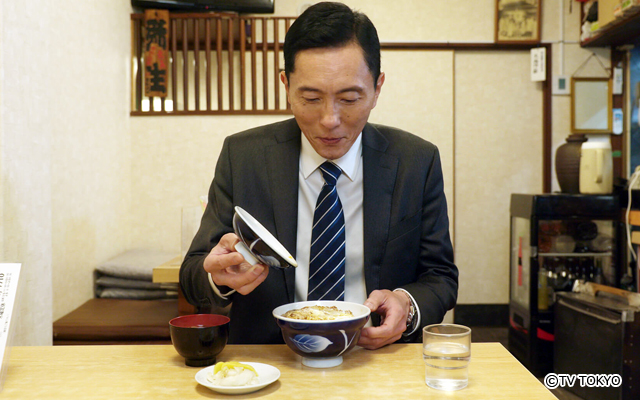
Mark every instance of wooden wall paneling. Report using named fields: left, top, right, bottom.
left=274, top=18, right=280, bottom=110
left=131, top=13, right=294, bottom=115
left=133, top=18, right=143, bottom=112
left=205, top=18, right=211, bottom=111
left=171, top=19, right=178, bottom=112
left=194, top=18, right=200, bottom=111
left=182, top=19, right=189, bottom=111
left=216, top=18, right=223, bottom=110
left=285, top=18, right=291, bottom=110
left=240, top=18, right=246, bottom=111
left=227, top=17, right=234, bottom=111
left=251, top=18, right=257, bottom=111
left=262, top=18, right=268, bottom=110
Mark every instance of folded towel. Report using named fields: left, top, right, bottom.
left=95, top=276, right=178, bottom=290
left=93, top=249, right=179, bottom=300
left=96, top=288, right=178, bottom=300
left=96, top=249, right=177, bottom=281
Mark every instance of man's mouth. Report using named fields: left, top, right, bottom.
left=319, top=137, right=342, bottom=145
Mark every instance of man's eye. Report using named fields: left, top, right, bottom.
left=341, top=98, right=358, bottom=104
left=303, top=97, right=320, bottom=103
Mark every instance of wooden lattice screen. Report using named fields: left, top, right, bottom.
left=131, top=13, right=296, bottom=115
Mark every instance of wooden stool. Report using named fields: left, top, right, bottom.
left=53, top=298, right=178, bottom=345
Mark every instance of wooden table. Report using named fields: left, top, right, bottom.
left=2, top=343, right=556, bottom=399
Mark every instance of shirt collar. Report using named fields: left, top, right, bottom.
left=300, top=133, right=362, bottom=181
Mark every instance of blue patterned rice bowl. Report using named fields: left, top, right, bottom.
left=272, top=300, right=371, bottom=368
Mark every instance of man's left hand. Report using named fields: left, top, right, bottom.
left=358, top=289, right=411, bottom=350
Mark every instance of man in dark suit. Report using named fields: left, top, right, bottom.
left=180, top=2, right=458, bottom=349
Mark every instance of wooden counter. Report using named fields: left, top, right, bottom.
left=2, top=343, right=556, bottom=399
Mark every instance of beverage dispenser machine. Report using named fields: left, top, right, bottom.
left=508, top=193, right=621, bottom=376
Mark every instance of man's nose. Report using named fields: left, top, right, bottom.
left=320, top=101, right=340, bottom=129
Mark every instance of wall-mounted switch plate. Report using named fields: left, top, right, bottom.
left=552, top=75, right=570, bottom=95
left=613, top=67, right=623, bottom=95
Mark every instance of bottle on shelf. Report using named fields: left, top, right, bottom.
left=566, top=257, right=578, bottom=290
left=538, top=265, right=549, bottom=311
left=552, top=257, right=569, bottom=291
left=594, top=258, right=604, bottom=284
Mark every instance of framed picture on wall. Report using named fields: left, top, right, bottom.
left=495, top=0, right=541, bottom=44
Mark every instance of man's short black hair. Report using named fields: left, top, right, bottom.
left=283, top=2, right=381, bottom=85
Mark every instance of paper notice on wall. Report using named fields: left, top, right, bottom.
left=0, top=264, right=22, bottom=392
left=530, top=47, right=546, bottom=82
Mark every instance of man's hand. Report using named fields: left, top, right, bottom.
left=203, top=233, right=269, bottom=295
left=358, top=289, right=411, bottom=350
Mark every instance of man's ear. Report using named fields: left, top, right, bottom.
left=372, top=72, right=385, bottom=108
left=280, top=71, right=289, bottom=91
left=280, top=71, right=290, bottom=104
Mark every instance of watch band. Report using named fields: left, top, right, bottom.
left=406, top=300, right=416, bottom=329
left=393, top=288, right=418, bottom=332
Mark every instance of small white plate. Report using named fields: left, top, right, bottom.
left=195, top=362, right=281, bottom=395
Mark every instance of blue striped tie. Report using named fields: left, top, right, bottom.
left=308, top=161, right=346, bottom=301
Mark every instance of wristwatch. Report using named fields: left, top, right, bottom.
left=406, top=298, right=416, bottom=329
left=394, top=288, right=418, bottom=332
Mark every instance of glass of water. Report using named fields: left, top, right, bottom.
left=423, top=324, right=471, bottom=390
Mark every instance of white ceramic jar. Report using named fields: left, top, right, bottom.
left=579, top=137, right=613, bottom=194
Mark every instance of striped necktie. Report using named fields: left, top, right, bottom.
left=308, top=161, right=346, bottom=301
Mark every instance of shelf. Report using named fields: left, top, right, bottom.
left=581, top=6, right=640, bottom=47
left=539, top=252, right=612, bottom=257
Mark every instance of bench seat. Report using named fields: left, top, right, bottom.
left=53, top=298, right=178, bottom=345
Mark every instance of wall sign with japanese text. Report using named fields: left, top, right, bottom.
left=0, top=264, right=21, bottom=392
left=144, top=9, right=169, bottom=98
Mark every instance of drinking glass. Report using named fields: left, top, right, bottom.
left=423, top=324, right=471, bottom=390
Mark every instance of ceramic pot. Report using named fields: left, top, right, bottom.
left=555, top=135, right=587, bottom=193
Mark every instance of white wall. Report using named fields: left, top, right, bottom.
left=49, top=1, right=132, bottom=323
left=454, top=51, right=543, bottom=303
left=2, top=0, right=56, bottom=346
left=1, top=0, right=132, bottom=345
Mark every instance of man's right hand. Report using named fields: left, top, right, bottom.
left=203, top=233, right=269, bottom=295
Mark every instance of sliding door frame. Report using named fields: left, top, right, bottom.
left=380, top=42, right=553, bottom=193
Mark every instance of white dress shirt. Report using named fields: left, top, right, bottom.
left=295, top=133, right=367, bottom=304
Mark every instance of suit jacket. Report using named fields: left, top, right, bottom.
left=180, top=118, right=458, bottom=344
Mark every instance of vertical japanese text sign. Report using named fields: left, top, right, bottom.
left=0, top=264, right=22, bottom=392
left=144, top=9, right=169, bottom=98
